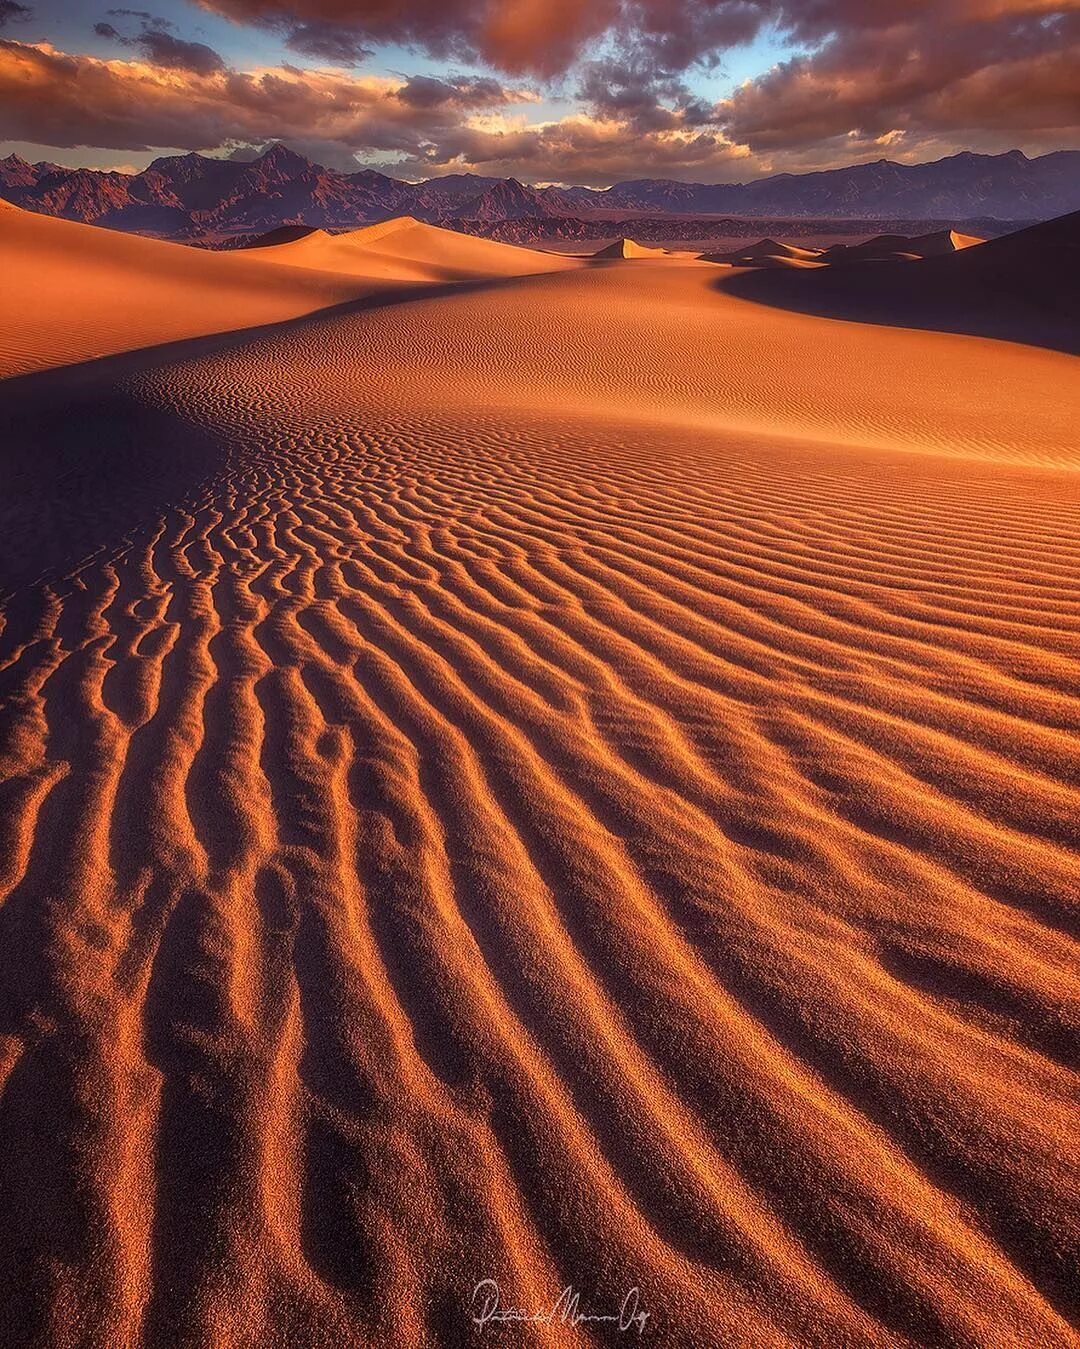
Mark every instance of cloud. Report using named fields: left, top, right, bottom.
left=135, top=30, right=226, bottom=74
left=0, top=1, right=31, bottom=26
left=4, top=0, right=1079, bottom=186
left=192, top=0, right=1080, bottom=155
left=577, top=58, right=715, bottom=133
left=719, top=6, right=1080, bottom=152
left=278, top=20, right=371, bottom=65
left=0, top=35, right=751, bottom=182
left=0, top=39, right=537, bottom=159
left=395, top=73, right=533, bottom=110
left=198, top=0, right=629, bottom=77
left=94, top=9, right=226, bottom=74
left=390, top=115, right=752, bottom=185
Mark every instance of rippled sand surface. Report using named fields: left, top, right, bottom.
left=0, top=255, right=1077, bottom=1347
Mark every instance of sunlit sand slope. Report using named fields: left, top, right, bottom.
left=0, top=212, right=574, bottom=379
left=0, top=206, right=371, bottom=379
left=244, top=217, right=581, bottom=283
left=0, top=261, right=1077, bottom=1347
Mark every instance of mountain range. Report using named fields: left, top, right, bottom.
left=1, top=143, right=1077, bottom=240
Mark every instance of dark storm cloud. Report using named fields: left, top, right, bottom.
left=92, top=9, right=226, bottom=74
left=577, top=57, right=716, bottom=133
left=279, top=19, right=371, bottom=65
left=395, top=73, right=519, bottom=110
left=136, top=29, right=227, bottom=74
left=0, top=1, right=31, bottom=27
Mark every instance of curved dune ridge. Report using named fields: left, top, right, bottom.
left=244, top=216, right=580, bottom=284
left=0, top=248, right=1078, bottom=1346
left=0, top=212, right=577, bottom=379
left=818, top=229, right=985, bottom=266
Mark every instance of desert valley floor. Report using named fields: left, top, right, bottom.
left=0, top=216, right=1077, bottom=1347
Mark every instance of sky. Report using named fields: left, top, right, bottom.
left=0, top=0, right=1077, bottom=184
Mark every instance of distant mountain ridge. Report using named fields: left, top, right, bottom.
left=1, top=143, right=1077, bottom=239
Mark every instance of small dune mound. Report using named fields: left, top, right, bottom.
left=247, top=215, right=577, bottom=283
left=700, top=238, right=824, bottom=268
left=593, top=237, right=669, bottom=260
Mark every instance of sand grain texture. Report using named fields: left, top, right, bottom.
left=0, top=236, right=1078, bottom=1348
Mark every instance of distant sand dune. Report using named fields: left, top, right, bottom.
left=0, top=211, right=576, bottom=379
left=700, top=238, right=826, bottom=267
left=818, top=228, right=985, bottom=265
left=243, top=216, right=580, bottom=284
left=721, top=209, right=1080, bottom=354
left=593, top=237, right=670, bottom=259
left=0, top=237, right=1077, bottom=1346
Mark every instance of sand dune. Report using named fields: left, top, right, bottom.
left=0, top=238, right=1078, bottom=1347
left=819, top=228, right=985, bottom=265
left=721, top=209, right=1080, bottom=354
left=593, top=237, right=670, bottom=259
left=702, top=229, right=983, bottom=271
left=0, top=212, right=575, bottom=379
left=243, top=216, right=580, bottom=283
left=700, top=238, right=826, bottom=268
left=0, top=205, right=365, bottom=380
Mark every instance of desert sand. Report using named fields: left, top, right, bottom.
left=0, top=217, right=1077, bottom=1347
left=0, top=210, right=577, bottom=380
left=245, top=216, right=581, bottom=284
left=702, top=229, right=985, bottom=270
left=723, top=210, right=1080, bottom=354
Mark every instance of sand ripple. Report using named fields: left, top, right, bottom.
left=0, top=266, right=1077, bottom=1347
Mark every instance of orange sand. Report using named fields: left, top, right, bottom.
left=0, top=210, right=576, bottom=379
left=0, top=219, right=1077, bottom=1347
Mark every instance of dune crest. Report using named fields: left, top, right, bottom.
left=243, top=215, right=581, bottom=283
left=700, top=238, right=825, bottom=268
left=0, top=212, right=576, bottom=379
left=593, top=237, right=670, bottom=259
left=819, top=228, right=986, bottom=265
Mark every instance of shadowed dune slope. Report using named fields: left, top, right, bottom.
left=819, top=229, right=985, bottom=265
left=0, top=259, right=1077, bottom=1346
left=701, top=239, right=825, bottom=267
left=721, top=209, right=1080, bottom=353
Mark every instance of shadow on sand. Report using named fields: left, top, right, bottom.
left=0, top=275, right=527, bottom=594
left=715, top=209, right=1080, bottom=357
